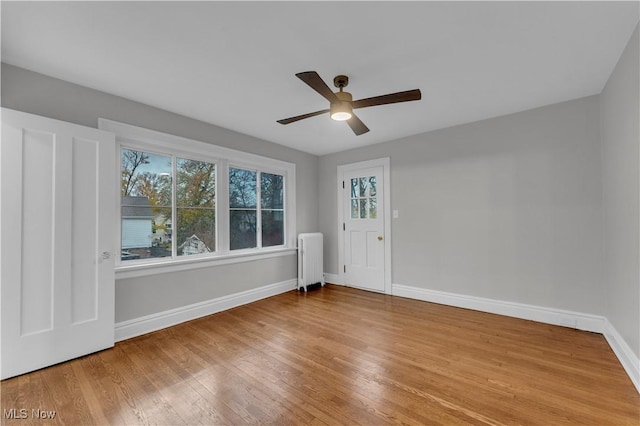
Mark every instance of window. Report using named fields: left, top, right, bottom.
left=350, top=175, right=377, bottom=219
left=261, top=172, right=285, bottom=247
left=176, top=158, right=216, bottom=255
left=229, top=168, right=257, bottom=250
left=100, top=118, right=296, bottom=276
left=120, top=149, right=216, bottom=261
left=229, top=168, right=285, bottom=250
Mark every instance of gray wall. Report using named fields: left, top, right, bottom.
left=116, top=256, right=296, bottom=321
left=601, top=24, right=640, bottom=358
left=320, top=96, right=605, bottom=315
left=1, top=63, right=319, bottom=323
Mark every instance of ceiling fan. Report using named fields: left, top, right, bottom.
left=277, top=71, right=422, bottom=135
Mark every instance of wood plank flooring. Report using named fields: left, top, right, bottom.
left=2, top=285, right=639, bottom=425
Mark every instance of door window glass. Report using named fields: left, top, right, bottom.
left=350, top=176, right=377, bottom=219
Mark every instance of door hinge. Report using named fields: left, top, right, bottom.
left=342, top=180, right=345, bottom=189
left=343, top=222, right=345, bottom=231
left=344, top=265, right=346, bottom=273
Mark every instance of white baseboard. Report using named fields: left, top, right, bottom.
left=323, top=273, right=342, bottom=285
left=604, top=319, right=640, bottom=393
left=392, top=283, right=606, bottom=333
left=115, top=279, right=297, bottom=342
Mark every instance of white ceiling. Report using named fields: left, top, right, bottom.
left=2, top=2, right=638, bottom=156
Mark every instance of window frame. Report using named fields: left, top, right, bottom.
left=99, top=119, right=297, bottom=279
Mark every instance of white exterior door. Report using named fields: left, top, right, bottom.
left=1, top=108, right=116, bottom=380
left=339, top=159, right=390, bottom=293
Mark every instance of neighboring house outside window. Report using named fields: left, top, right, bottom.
left=121, top=195, right=154, bottom=260
left=179, top=234, right=211, bottom=256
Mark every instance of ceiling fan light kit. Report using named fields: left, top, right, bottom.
left=330, top=104, right=352, bottom=121
left=330, top=92, right=353, bottom=121
left=277, top=71, right=421, bottom=135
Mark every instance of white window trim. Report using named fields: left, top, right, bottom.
left=98, top=119, right=296, bottom=279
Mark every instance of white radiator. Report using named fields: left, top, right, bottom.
left=297, top=233, right=325, bottom=292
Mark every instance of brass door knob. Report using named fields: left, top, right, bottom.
left=378, top=235, right=383, bottom=241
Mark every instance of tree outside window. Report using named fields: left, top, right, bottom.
left=261, top=172, right=284, bottom=247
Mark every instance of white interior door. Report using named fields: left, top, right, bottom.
left=1, top=108, right=116, bottom=380
left=339, top=159, right=390, bottom=293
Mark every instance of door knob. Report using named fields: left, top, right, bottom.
left=377, top=235, right=383, bottom=241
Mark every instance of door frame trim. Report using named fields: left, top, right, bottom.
left=337, top=157, right=392, bottom=294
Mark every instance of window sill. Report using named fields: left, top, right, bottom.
left=115, top=247, right=297, bottom=280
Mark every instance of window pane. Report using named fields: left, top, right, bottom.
left=351, top=199, right=358, bottom=219
left=121, top=149, right=172, bottom=206
left=229, top=168, right=257, bottom=208
left=369, top=197, right=377, bottom=219
left=359, top=177, right=368, bottom=197
left=121, top=149, right=172, bottom=261
left=230, top=210, right=257, bottom=250
left=177, top=158, right=215, bottom=208
left=177, top=208, right=215, bottom=255
left=230, top=168, right=257, bottom=250
left=351, top=178, right=358, bottom=198
left=369, top=176, right=377, bottom=197
left=261, top=173, right=283, bottom=209
left=262, top=210, right=284, bottom=247
left=360, top=199, right=368, bottom=219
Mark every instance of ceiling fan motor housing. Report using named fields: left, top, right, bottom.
left=334, top=91, right=352, bottom=102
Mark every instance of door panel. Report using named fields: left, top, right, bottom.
left=1, top=108, right=116, bottom=379
left=72, top=137, right=100, bottom=324
left=20, top=129, right=56, bottom=335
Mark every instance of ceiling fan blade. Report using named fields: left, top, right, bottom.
left=347, top=113, right=369, bottom=136
left=296, top=71, right=339, bottom=103
left=277, top=109, right=329, bottom=125
left=351, top=89, right=422, bottom=110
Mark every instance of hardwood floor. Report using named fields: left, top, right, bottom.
left=2, top=285, right=638, bottom=425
